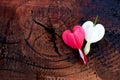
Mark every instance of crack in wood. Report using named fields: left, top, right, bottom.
left=31, top=11, right=61, bottom=56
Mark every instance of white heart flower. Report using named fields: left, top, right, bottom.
left=82, top=20, right=105, bottom=55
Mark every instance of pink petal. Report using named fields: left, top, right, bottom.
left=62, top=25, right=85, bottom=49
left=73, top=26, right=85, bottom=48
left=62, top=30, right=78, bottom=49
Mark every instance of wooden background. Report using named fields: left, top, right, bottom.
left=0, top=0, right=120, bottom=80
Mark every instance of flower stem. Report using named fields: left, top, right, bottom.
left=94, top=15, right=98, bottom=26
left=84, top=42, right=91, bottom=55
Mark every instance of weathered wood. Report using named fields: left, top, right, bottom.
left=0, top=0, right=120, bottom=80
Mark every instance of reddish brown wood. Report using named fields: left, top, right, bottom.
left=0, top=0, right=120, bottom=80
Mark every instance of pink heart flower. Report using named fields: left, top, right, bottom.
left=62, top=25, right=87, bottom=64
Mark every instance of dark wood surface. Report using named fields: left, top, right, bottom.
left=0, top=0, right=120, bottom=80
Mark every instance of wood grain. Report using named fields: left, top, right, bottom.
left=0, top=0, right=120, bottom=80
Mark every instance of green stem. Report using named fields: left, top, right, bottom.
left=84, top=42, right=91, bottom=55
left=94, top=15, right=98, bottom=26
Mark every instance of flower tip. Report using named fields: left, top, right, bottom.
left=78, top=49, right=88, bottom=64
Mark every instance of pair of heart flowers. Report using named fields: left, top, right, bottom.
left=62, top=17, right=105, bottom=64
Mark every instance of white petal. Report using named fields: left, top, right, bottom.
left=82, top=21, right=105, bottom=43
left=92, top=24, right=105, bottom=43
left=82, top=21, right=94, bottom=42
left=82, top=21, right=93, bottom=31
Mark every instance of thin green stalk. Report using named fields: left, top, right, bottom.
left=94, top=15, right=98, bottom=26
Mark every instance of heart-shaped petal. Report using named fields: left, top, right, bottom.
left=62, top=25, right=87, bottom=64
left=82, top=21, right=105, bottom=55
left=82, top=21, right=105, bottom=43
left=62, top=30, right=78, bottom=49
left=62, top=25, right=85, bottom=49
